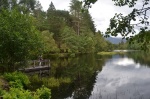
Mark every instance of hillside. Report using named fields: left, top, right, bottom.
left=105, top=37, right=126, bottom=44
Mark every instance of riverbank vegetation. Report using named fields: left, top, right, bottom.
left=0, top=72, right=51, bottom=99
left=97, top=51, right=125, bottom=55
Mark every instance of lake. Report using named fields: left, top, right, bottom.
left=32, top=52, right=150, bottom=99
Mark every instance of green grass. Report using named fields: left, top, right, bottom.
left=97, top=51, right=125, bottom=55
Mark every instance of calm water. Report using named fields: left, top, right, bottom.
left=89, top=54, right=150, bottom=99
left=49, top=52, right=150, bottom=99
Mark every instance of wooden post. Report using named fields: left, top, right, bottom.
left=48, top=60, right=50, bottom=67
left=33, top=60, right=35, bottom=68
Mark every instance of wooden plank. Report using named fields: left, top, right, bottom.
left=19, top=66, right=50, bottom=73
left=18, top=59, right=51, bottom=73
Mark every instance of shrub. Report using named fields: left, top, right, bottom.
left=4, top=72, right=30, bottom=88
left=3, top=88, right=33, bottom=99
left=2, top=72, right=51, bottom=99
left=9, top=80, right=23, bottom=88
left=35, top=85, right=51, bottom=99
left=2, top=86, right=51, bottom=99
left=0, top=88, right=4, bottom=96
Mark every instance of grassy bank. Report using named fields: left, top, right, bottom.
left=44, top=53, right=76, bottom=59
left=97, top=51, right=125, bottom=55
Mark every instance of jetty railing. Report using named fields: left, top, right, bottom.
left=19, top=59, right=51, bottom=73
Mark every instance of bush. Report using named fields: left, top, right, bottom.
left=35, top=85, right=51, bottom=99
left=0, top=88, right=3, bottom=96
left=4, top=72, right=30, bottom=88
left=9, top=80, right=23, bottom=88
left=3, top=88, right=33, bottom=99
left=2, top=72, right=51, bottom=99
left=2, top=86, right=51, bottom=99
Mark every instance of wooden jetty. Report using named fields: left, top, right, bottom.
left=19, top=59, right=51, bottom=73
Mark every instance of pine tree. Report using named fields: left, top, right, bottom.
left=82, top=10, right=96, bottom=34
left=47, top=1, right=56, bottom=12
left=70, top=0, right=82, bottom=35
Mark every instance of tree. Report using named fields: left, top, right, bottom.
left=94, top=32, right=108, bottom=52
left=47, top=1, right=56, bottom=11
left=0, top=9, right=43, bottom=67
left=83, top=0, right=150, bottom=49
left=33, top=0, right=47, bottom=31
left=0, top=0, right=9, bottom=11
left=70, top=0, right=83, bottom=35
left=47, top=2, right=71, bottom=49
left=61, top=26, right=79, bottom=53
left=81, top=10, right=96, bottom=34
left=41, top=31, right=59, bottom=53
left=18, top=0, right=36, bottom=13
left=54, top=10, right=73, bottom=27
left=127, top=30, right=150, bottom=50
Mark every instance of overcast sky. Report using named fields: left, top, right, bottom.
left=39, top=0, right=148, bottom=37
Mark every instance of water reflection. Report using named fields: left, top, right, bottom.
left=127, top=52, right=150, bottom=67
left=90, top=55, right=150, bottom=99
left=51, top=54, right=109, bottom=99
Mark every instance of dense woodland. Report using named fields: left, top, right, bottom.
left=0, top=0, right=116, bottom=67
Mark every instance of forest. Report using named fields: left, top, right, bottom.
left=0, top=0, right=116, bottom=68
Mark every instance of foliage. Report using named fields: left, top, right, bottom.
left=2, top=86, right=51, bottom=99
left=61, top=26, right=79, bottom=53
left=97, top=51, right=125, bottom=55
left=127, top=30, right=150, bottom=51
left=35, top=85, right=51, bottom=99
left=4, top=72, right=30, bottom=88
left=0, top=0, right=9, bottom=11
left=0, top=9, right=43, bottom=67
left=0, top=88, right=3, bottom=96
left=94, top=32, right=108, bottom=52
left=1, top=72, right=51, bottom=99
left=81, top=10, right=96, bottom=33
left=41, top=31, right=59, bottom=53
left=3, top=88, right=33, bottom=99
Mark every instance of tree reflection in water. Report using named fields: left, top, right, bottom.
left=50, top=54, right=109, bottom=99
